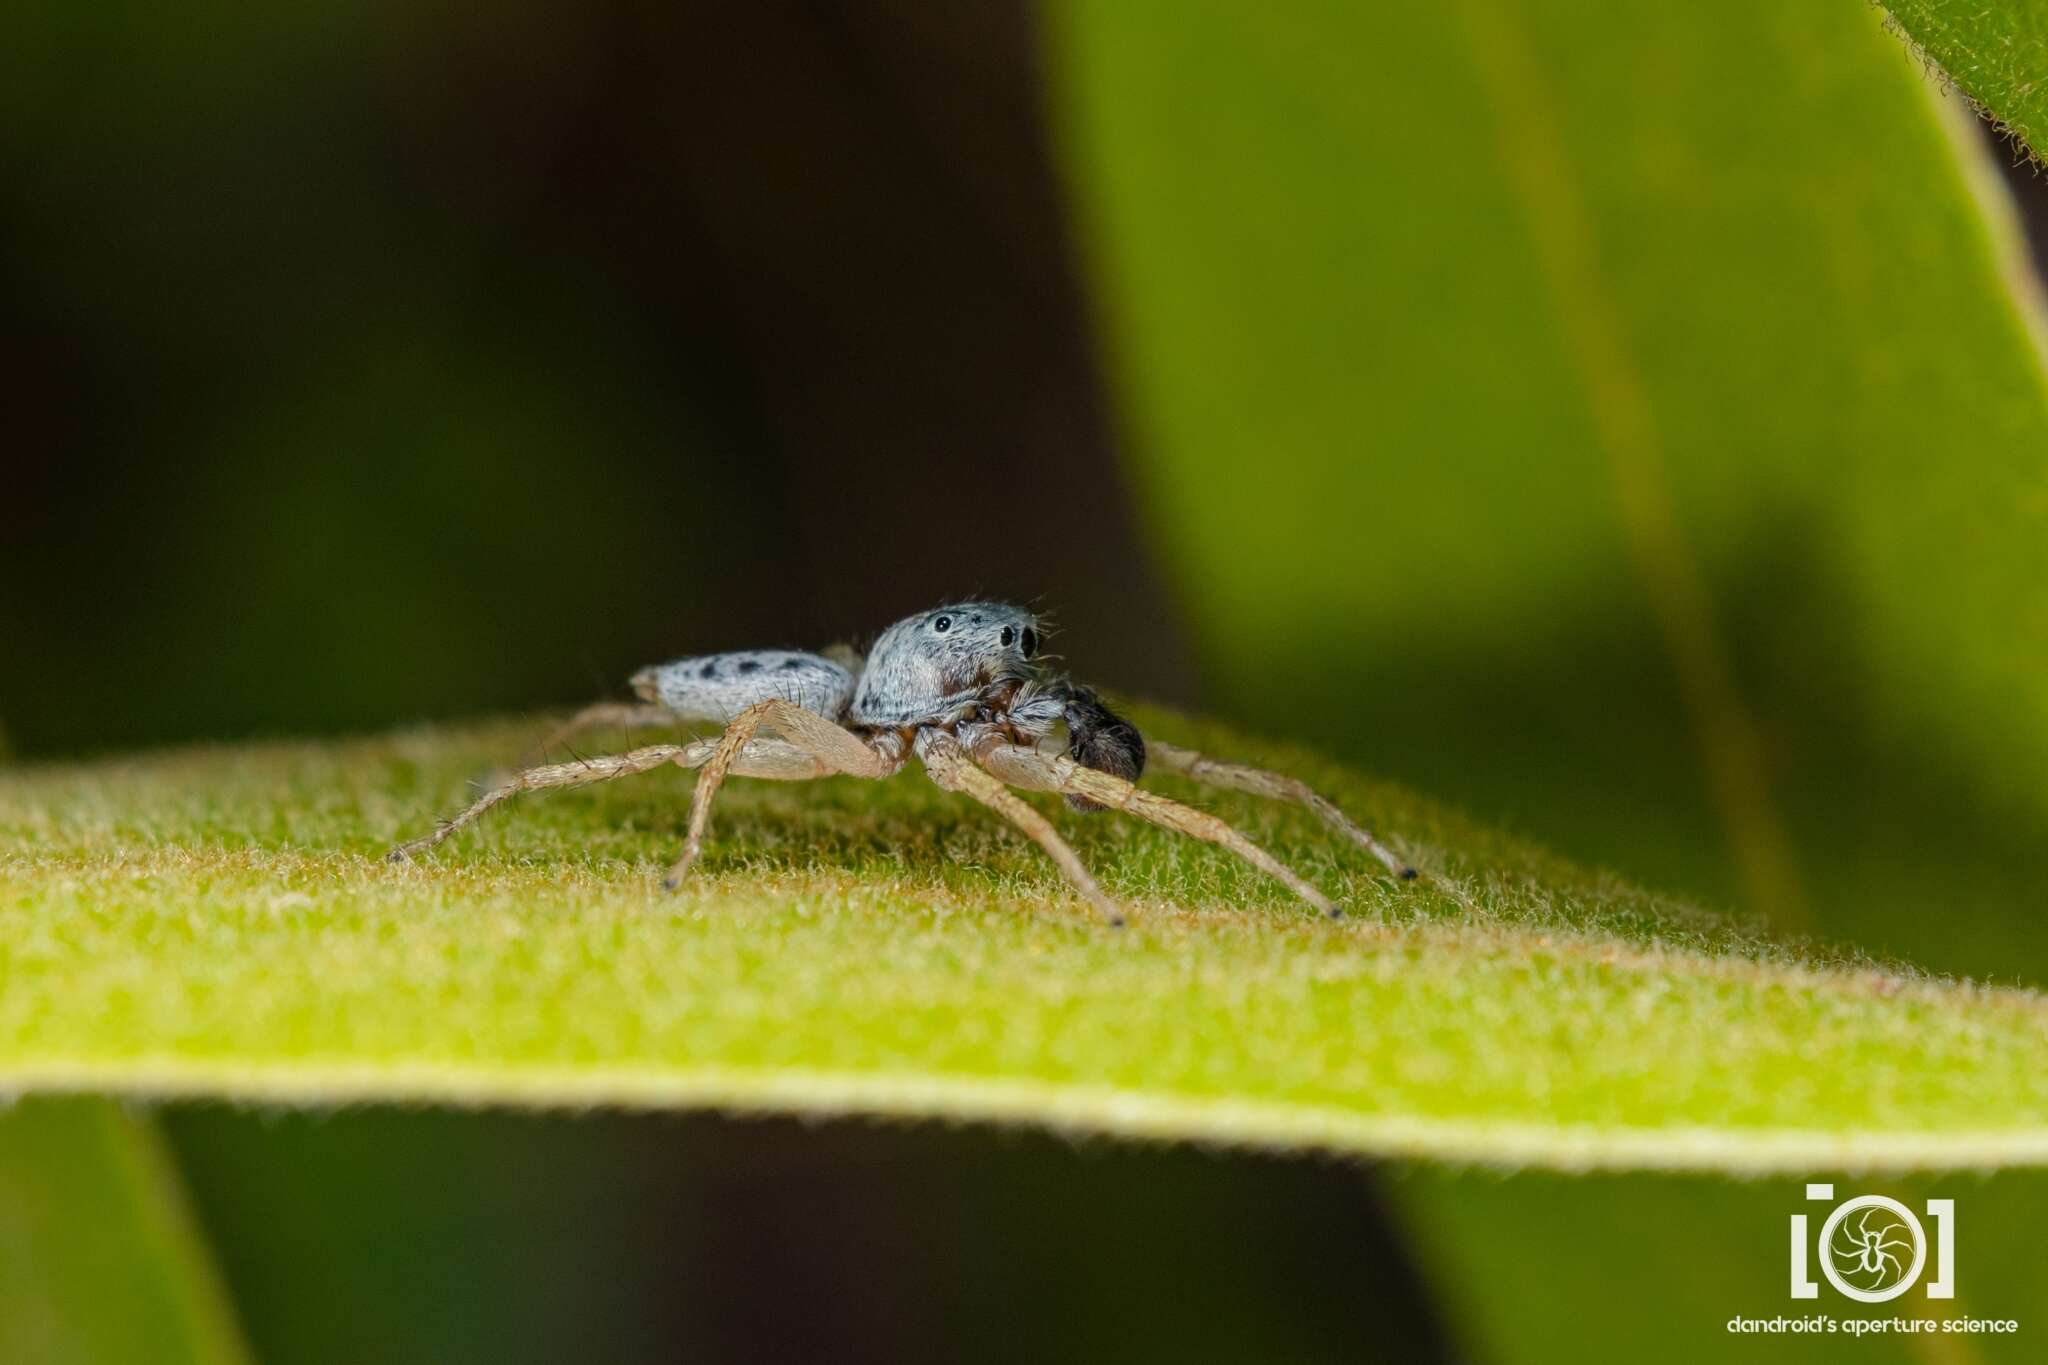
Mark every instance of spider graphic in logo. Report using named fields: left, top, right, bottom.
left=1819, top=1196, right=1926, bottom=1302
left=1828, top=1206, right=1914, bottom=1290
left=1791, top=1186, right=1955, bottom=1303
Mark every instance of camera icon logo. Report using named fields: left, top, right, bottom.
left=1791, top=1185, right=1954, bottom=1303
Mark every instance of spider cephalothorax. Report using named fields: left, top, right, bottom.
left=390, top=602, right=1413, bottom=924
left=848, top=601, right=1044, bottom=728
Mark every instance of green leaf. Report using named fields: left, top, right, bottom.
left=0, top=1098, right=251, bottom=1365
left=1043, top=0, right=2048, bottom=1353
left=1886, top=0, right=2048, bottom=154
left=1394, top=1168, right=2048, bottom=1362
left=3, top=716, right=2045, bottom=1174
left=1044, top=0, right=2048, bottom=986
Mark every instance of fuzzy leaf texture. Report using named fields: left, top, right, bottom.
left=1, top=714, right=2045, bottom=1177
left=1887, top=0, right=2048, bottom=155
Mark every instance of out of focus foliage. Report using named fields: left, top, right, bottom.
left=0, top=1100, right=248, bottom=1365
left=1049, top=0, right=2048, bottom=1358
left=1051, top=0, right=2048, bottom=985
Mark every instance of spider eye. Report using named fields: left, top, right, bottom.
left=1019, top=627, right=1039, bottom=657
left=999, top=626, right=1015, bottom=647
left=932, top=615, right=952, bottom=633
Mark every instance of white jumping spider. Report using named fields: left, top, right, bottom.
left=388, top=602, right=1415, bottom=923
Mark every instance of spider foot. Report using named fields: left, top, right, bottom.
left=660, top=850, right=702, bottom=893
left=385, top=836, right=437, bottom=863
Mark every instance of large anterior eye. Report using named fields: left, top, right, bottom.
left=1019, top=627, right=1039, bottom=657
left=999, top=626, right=1015, bottom=646
left=932, top=615, right=952, bottom=633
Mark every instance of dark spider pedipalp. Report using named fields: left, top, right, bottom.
left=1058, top=683, right=1146, bottom=812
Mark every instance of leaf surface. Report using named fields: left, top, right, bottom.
left=3, top=716, right=2044, bottom=1175
left=1887, top=0, right=2048, bottom=153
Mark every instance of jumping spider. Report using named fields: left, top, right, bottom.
left=388, top=602, right=1415, bottom=923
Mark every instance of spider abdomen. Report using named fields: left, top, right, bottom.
left=632, top=651, right=854, bottom=724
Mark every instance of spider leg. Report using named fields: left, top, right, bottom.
left=1831, top=1232, right=1862, bottom=1260
left=968, top=736, right=1338, bottom=917
left=388, top=744, right=688, bottom=861
left=1147, top=740, right=1416, bottom=880
left=529, top=701, right=681, bottom=763
left=662, top=700, right=902, bottom=890
left=919, top=733, right=1123, bottom=925
left=387, top=737, right=844, bottom=863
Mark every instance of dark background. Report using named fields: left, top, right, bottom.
left=7, top=2, right=2045, bottom=1360
left=167, top=1107, right=1454, bottom=1365
left=2, top=1, right=1430, bottom=1359
left=2, top=0, right=1192, bottom=764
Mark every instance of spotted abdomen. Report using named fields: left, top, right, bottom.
left=631, top=651, right=854, bottom=723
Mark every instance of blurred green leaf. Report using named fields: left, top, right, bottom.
left=0, top=1099, right=250, bottom=1365
left=1396, top=1167, right=2046, bottom=1363
left=1048, top=0, right=2048, bottom=982
left=1046, top=0, right=2048, bottom=1357
left=1887, top=1, right=2048, bottom=154
left=2, top=717, right=2046, bottom=1173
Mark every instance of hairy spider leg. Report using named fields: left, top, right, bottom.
left=1147, top=740, right=1416, bottom=880
left=967, top=737, right=1338, bottom=917
left=917, top=732, right=1123, bottom=925
left=663, top=700, right=902, bottom=890
left=529, top=701, right=682, bottom=764
left=388, top=744, right=686, bottom=861
left=387, top=738, right=843, bottom=863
